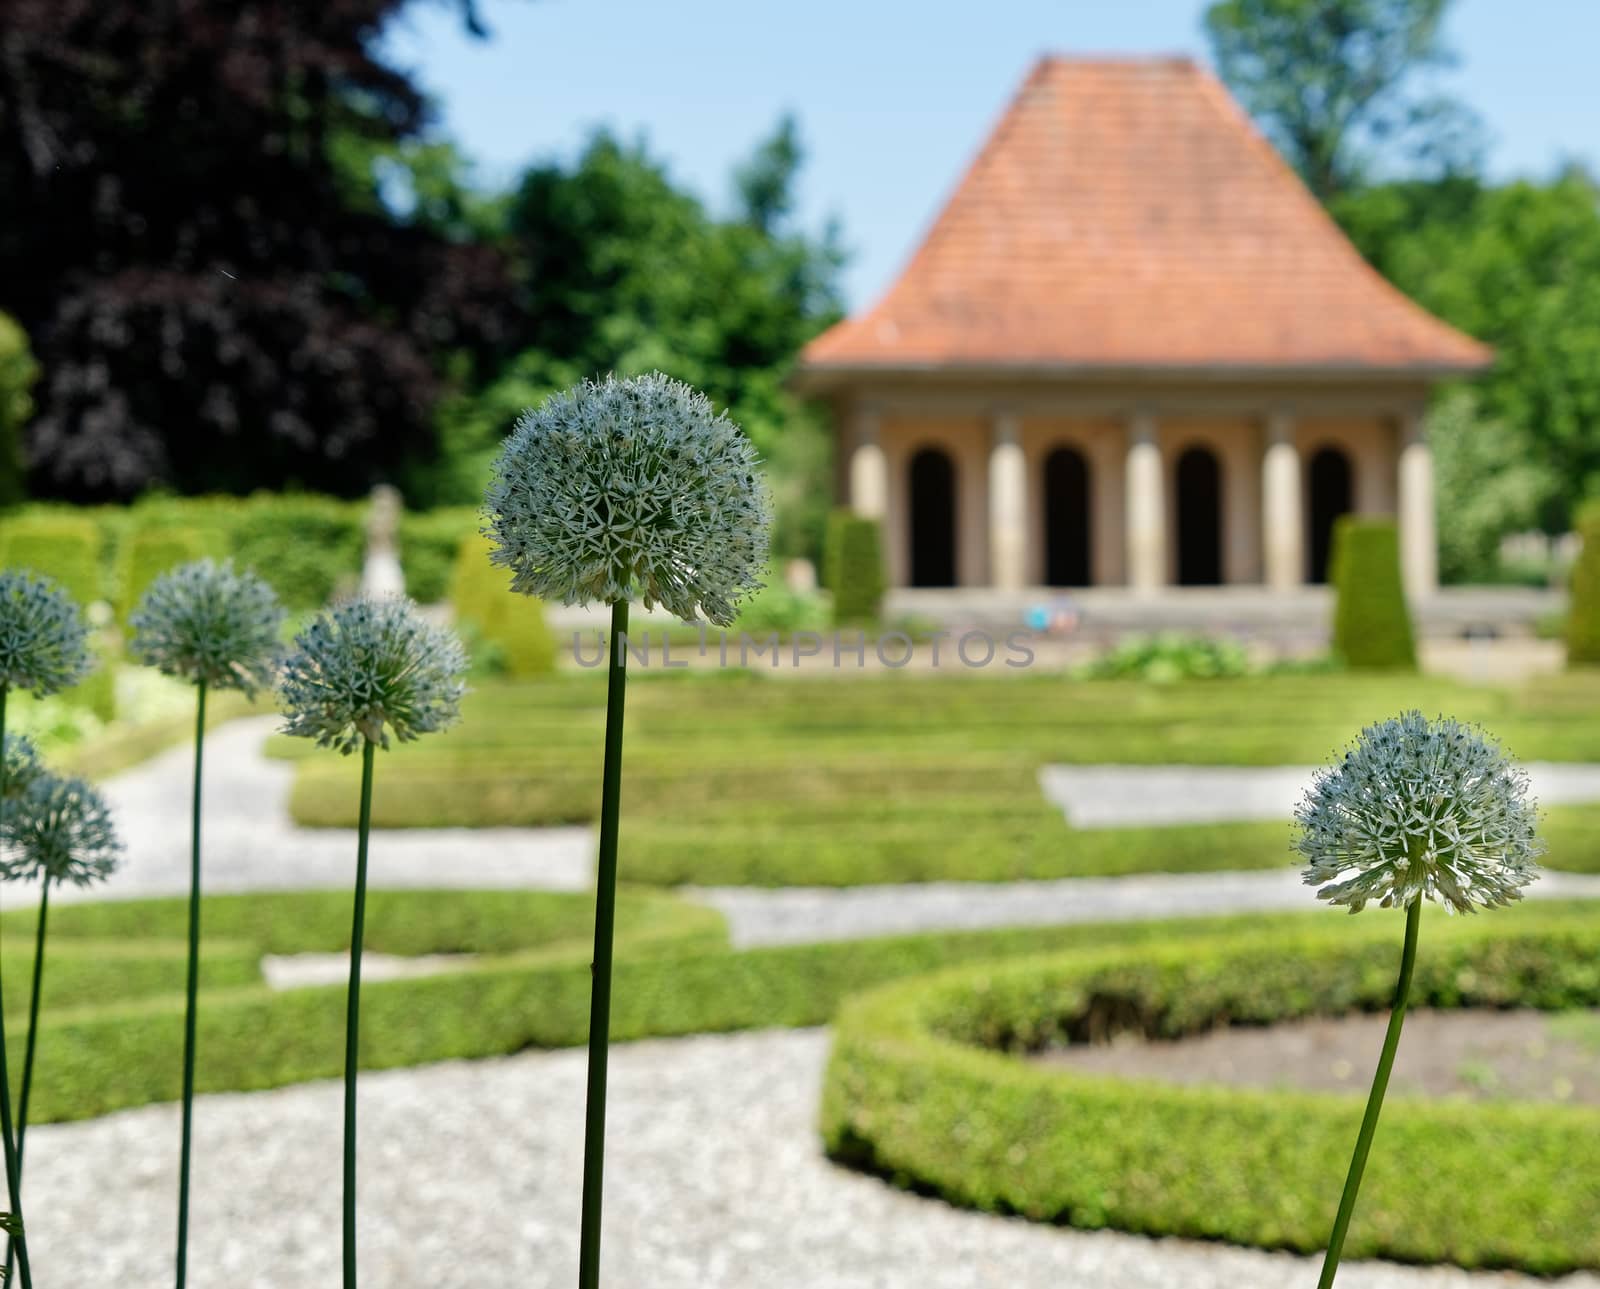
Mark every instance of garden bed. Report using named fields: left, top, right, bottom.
left=821, top=907, right=1600, bottom=1273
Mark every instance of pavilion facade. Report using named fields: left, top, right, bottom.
left=794, top=57, right=1492, bottom=597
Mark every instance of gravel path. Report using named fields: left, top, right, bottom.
left=24, top=1028, right=1594, bottom=1289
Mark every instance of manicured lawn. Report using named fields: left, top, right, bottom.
left=270, top=670, right=1600, bottom=884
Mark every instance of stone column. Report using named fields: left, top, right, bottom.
left=1125, top=413, right=1164, bottom=592
left=988, top=412, right=1027, bottom=589
left=1398, top=412, right=1438, bottom=597
left=1261, top=412, right=1303, bottom=591
left=848, top=404, right=887, bottom=521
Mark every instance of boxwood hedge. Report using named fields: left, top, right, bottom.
left=821, top=909, right=1600, bottom=1274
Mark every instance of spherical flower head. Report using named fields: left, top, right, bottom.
left=484, top=372, right=771, bottom=625
left=1295, top=710, right=1543, bottom=915
left=2, top=733, right=42, bottom=801
left=0, top=569, right=93, bottom=697
left=278, top=597, right=467, bottom=755
left=128, top=559, right=285, bottom=698
left=0, top=772, right=122, bottom=887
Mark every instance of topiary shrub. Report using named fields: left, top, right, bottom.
left=0, top=512, right=102, bottom=605
left=400, top=507, right=476, bottom=604
left=1566, top=509, right=1600, bottom=665
left=116, top=526, right=216, bottom=624
left=450, top=531, right=556, bottom=677
left=1330, top=516, right=1416, bottom=670
left=227, top=494, right=364, bottom=611
left=824, top=511, right=885, bottom=626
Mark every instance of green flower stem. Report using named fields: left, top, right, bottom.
left=3, top=874, right=49, bottom=1285
left=578, top=598, right=629, bottom=1289
left=1317, top=896, right=1422, bottom=1289
left=0, top=684, right=34, bottom=1289
left=175, top=677, right=207, bottom=1289
left=343, top=738, right=377, bottom=1289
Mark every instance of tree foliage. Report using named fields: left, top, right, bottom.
left=1204, top=0, right=1480, bottom=199
left=0, top=0, right=515, bottom=500
left=1335, top=172, right=1600, bottom=531
left=0, top=313, right=38, bottom=506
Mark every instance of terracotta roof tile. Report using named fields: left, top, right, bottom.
left=800, top=57, right=1491, bottom=377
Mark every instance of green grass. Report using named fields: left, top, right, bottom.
left=822, top=904, right=1600, bottom=1275
left=274, top=670, right=1600, bottom=884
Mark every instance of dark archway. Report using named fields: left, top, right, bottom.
left=1175, top=447, right=1223, bottom=586
left=909, top=448, right=957, bottom=587
left=1043, top=447, right=1092, bottom=586
left=1308, top=447, right=1353, bottom=584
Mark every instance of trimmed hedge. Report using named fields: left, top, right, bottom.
left=1568, top=512, right=1600, bottom=664
left=116, top=526, right=216, bottom=622
left=450, top=531, right=556, bottom=677
left=0, top=511, right=102, bottom=604
left=399, top=506, right=476, bottom=604
left=824, top=511, right=885, bottom=625
left=1330, top=517, right=1416, bottom=670
left=822, top=911, right=1600, bottom=1274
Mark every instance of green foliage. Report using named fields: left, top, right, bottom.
left=824, top=511, right=885, bottom=624
left=1335, top=173, right=1600, bottom=533
left=116, top=527, right=213, bottom=624
left=1566, top=513, right=1600, bottom=665
left=732, top=577, right=827, bottom=634
left=398, top=508, right=476, bottom=604
left=823, top=911, right=1600, bottom=1274
left=1205, top=0, right=1477, bottom=200
left=1077, top=633, right=1250, bottom=682
left=1331, top=517, right=1416, bottom=669
left=0, top=312, right=38, bottom=508
left=449, top=531, right=555, bottom=677
left=0, top=512, right=102, bottom=605
left=227, top=494, right=364, bottom=611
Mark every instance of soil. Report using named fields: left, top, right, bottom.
left=1034, top=1008, right=1600, bottom=1105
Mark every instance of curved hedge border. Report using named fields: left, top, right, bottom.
left=822, top=912, right=1600, bottom=1274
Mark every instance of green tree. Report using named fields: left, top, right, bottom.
left=1204, top=0, right=1479, bottom=199
left=1335, top=171, right=1600, bottom=531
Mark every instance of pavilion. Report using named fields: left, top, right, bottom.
left=794, top=57, right=1491, bottom=598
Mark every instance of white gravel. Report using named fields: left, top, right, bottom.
left=22, top=1028, right=1594, bottom=1289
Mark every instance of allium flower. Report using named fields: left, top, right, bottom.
left=128, top=559, right=284, bottom=697
left=0, top=773, right=122, bottom=887
left=1, top=734, right=42, bottom=800
left=278, top=597, right=467, bottom=754
left=484, top=372, right=770, bottom=625
left=0, top=570, right=93, bottom=697
left=1295, top=710, right=1543, bottom=914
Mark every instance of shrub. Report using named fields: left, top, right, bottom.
left=399, top=507, right=476, bottom=604
left=1567, top=512, right=1600, bottom=664
left=1330, top=517, right=1416, bottom=670
left=0, top=512, right=102, bottom=604
left=450, top=531, right=556, bottom=676
left=228, top=493, right=364, bottom=610
left=824, top=511, right=885, bottom=625
left=823, top=913, right=1600, bottom=1275
left=116, top=526, right=216, bottom=623
left=1077, top=633, right=1250, bottom=682
left=0, top=311, right=38, bottom=507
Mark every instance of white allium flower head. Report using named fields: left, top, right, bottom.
left=483, top=372, right=771, bottom=625
left=1295, top=710, right=1543, bottom=915
left=0, top=569, right=93, bottom=697
left=0, top=772, right=122, bottom=887
left=278, top=597, right=467, bottom=755
left=2, top=733, right=43, bottom=800
left=128, top=559, right=285, bottom=697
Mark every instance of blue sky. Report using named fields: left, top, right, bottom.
left=381, top=0, right=1600, bottom=309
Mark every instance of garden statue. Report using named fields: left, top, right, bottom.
left=361, top=484, right=406, bottom=600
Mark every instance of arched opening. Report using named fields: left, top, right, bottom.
left=1308, top=447, right=1353, bottom=584
left=1043, top=447, right=1092, bottom=586
left=1175, top=447, right=1223, bottom=586
left=908, top=448, right=957, bottom=587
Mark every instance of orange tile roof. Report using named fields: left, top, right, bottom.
left=800, top=57, right=1491, bottom=380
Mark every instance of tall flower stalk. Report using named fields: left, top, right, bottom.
left=127, top=558, right=283, bottom=1289
left=0, top=769, right=122, bottom=1278
left=484, top=372, right=769, bottom=1287
left=278, top=597, right=465, bottom=1289
left=0, top=569, right=91, bottom=1289
left=1294, top=711, right=1542, bottom=1287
